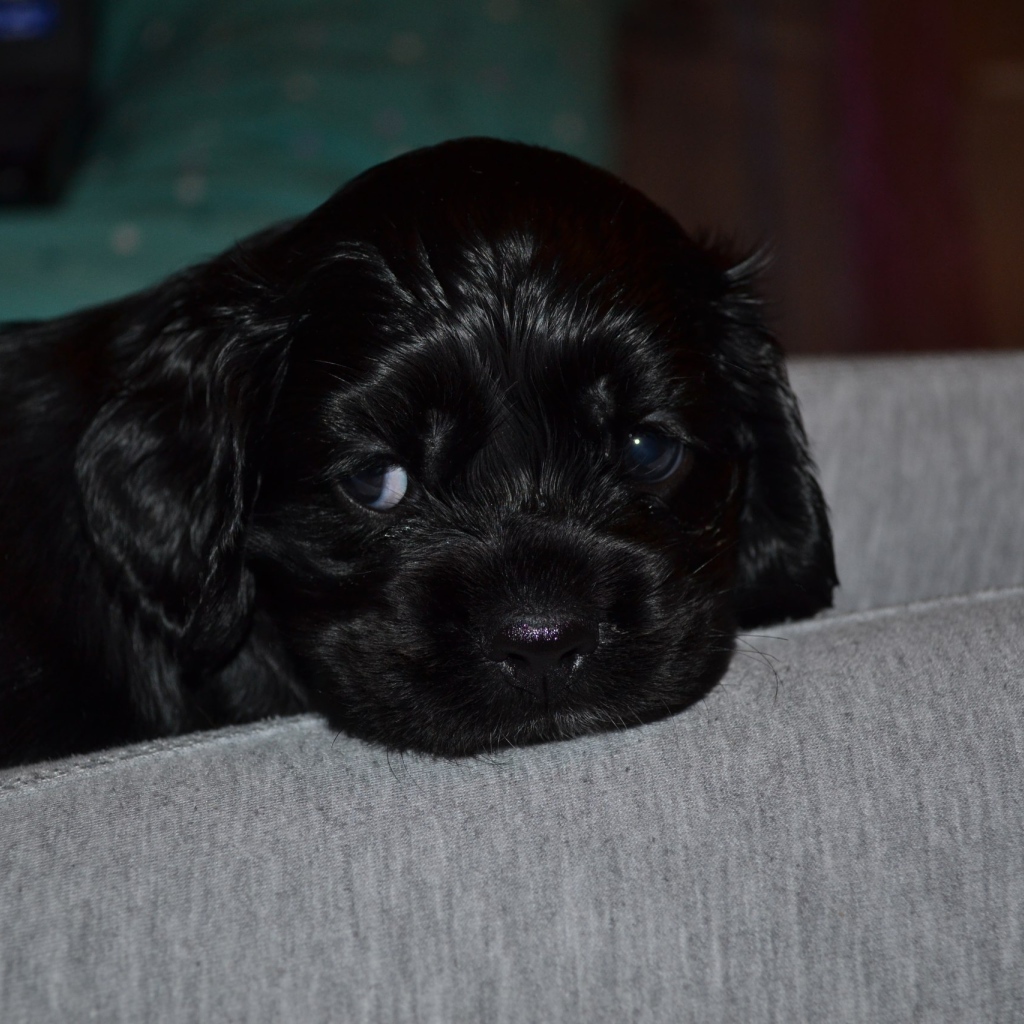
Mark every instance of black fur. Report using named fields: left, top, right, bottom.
left=0, top=138, right=836, bottom=766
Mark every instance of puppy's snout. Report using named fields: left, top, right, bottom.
left=487, top=617, right=598, bottom=699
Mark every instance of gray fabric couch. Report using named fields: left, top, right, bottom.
left=2, top=353, right=1023, bottom=1023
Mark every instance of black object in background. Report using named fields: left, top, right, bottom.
left=0, top=0, right=95, bottom=204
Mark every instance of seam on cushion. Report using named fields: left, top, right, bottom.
left=5, top=586, right=1023, bottom=795
left=770, top=585, right=1024, bottom=638
left=0, top=714, right=327, bottom=795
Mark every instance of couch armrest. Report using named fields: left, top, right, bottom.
left=3, top=588, right=1022, bottom=1022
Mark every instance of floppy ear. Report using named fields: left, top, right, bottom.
left=714, top=256, right=837, bottom=627
left=74, top=256, right=291, bottom=673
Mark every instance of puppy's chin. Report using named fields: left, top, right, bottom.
left=266, top=526, right=738, bottom=758
left=294, top=621, right=733, bottom=758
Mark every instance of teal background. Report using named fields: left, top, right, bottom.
left=0, top=0, right=618, bottom=320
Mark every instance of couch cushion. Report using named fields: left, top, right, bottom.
left=791, top=353, right=1024, bottom=611
left=3, top=587, right=1022, bottom=1023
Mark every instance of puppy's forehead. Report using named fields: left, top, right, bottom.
left=352, top=232, right=704, bottom=394
left=294, top=142, right=729, bottom=453
left=327, top=269, right=703, bottom=454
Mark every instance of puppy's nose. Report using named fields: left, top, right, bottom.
left=487, top=617, right=598, bottom=700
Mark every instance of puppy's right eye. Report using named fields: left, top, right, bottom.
left=339, top=465, right=409, bottom=511
left=624, top=432, right=689, bottom=486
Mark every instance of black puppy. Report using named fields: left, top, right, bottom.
left=0, top=138, right=835, bottom=766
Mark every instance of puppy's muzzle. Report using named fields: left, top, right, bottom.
left=486, top=616, right=599, bottom=701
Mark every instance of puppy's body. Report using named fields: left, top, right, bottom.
left=0, top=139, right=835, bottom=766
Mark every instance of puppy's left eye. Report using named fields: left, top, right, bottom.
left=624, top=432, right=690, bottom=486
left=340, top=465, right=409, bottom=510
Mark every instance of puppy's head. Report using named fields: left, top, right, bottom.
left=77, top=138, right=836, bottom=753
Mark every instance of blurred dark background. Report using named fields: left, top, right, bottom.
left=619, top=0, right=1024, bottom=353
left=1, top=0, right=1021, bottom=354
